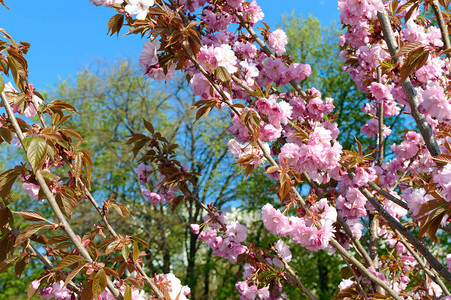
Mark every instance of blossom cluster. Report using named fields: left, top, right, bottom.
left=262, top=199, right=337, bottom=251
left=137, top=163, right=180, bottom=205
left=191, top=210, right=248, bottom=263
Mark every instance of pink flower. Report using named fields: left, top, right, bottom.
left=22, top=182, right=40, bottom=200
left=403, top=188, right=432, bottom=217
left=352, top=167, right=369, bottom=187
left=141, top=189, right=163, bottom=205
left=31, top=280, right=40, bottom=290
left=338, top=279, right=354, bottom=291
left=190, top=224, right=200, bottom=235
left=235, top=282, right=258, bottom=299
left=289, top=217, right=332, bottom=251
left=288, top=63, right=311, bottom=82
left=198, top=230, right=217, bottom=242
left=226, top=221, right=247, bottom=243
left=361, top=118, right=391, bottom=138
left=419, top=82, right=451, bottom=123
left=190, top=73, right=213, bottom=99
left=242, top=263, right=256, bottom=280
left=261, top=123, right=282, bottom=142
left=125, top=0, right=154, bottom=20
left=272, top=239, right=291, bottom=268
left=233, top=41, right=258, bottom=59
left=136, top=164, right=152, bottom=185
left=90, top=0, right=123, bottom=6
left=268, top=29, right=288, bottom=55
left=261, top=203, right=291, bottom=237
left=214, top=44, right=238, bottom=74
left=433, top=164, right=451, bottom=202
left=227, top=0, right=243, bottom=9
left=139, top=39, right=160, bottom=68
left=244, top=0, right=264, bottom=26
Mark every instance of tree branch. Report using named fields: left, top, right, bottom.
left=431, top=0, right=451, bottom=56
left=1, top=90, right=123, bottom=300
left=377, top=11, right=441, bottom=157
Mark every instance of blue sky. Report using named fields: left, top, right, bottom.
left=0, top=0, right=339, bottom=90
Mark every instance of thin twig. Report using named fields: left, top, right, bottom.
left=10, top=227, right=81, bottom=293
left=431, top=0, right=451, bottom=56
left=81, top=182, right=165, bottom=299
left=358, top=185, right=451, bottom=284
left=341, top=255, right=368, bottom=299
left=271, top=245, right=318, bottom=300
left=395, top=228, right=450, bottom=295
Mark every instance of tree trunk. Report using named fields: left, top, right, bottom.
left=186, top=231, right=198, bottom=300
left=317, top=252, right=329, bottom=300
left=204, top=248, right=213, bottom=298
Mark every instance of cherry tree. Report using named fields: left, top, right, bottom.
left=2, top=0, right=451, bottom=299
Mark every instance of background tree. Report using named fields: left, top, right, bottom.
left=281, top=13, right=406, bottom=151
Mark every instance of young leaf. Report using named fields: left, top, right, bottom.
left=14, top=223, right=49, bottom=247
left=107, top=14, right=124, bottom=38
left=14, top=255, right=26, bottom=278
left=133, top=240, right=139, bottom=264
left=53, top=255, right=85, bottom=270
left=64, top=263, right=86, bottom=287
left=27, top=136, right=47, bottom=171
left=121, top=244, right=130, bottom=261
left=0, top=166, right=24, bottom=200
left=124, top=285, right=132, bottom=300
left=0, top=256, right=18, bottom=274
left=0, top=76, right=4, bottom=92
left=13, top=211, right=49, bottom=223
left=92, top=269, right=107, bottom=300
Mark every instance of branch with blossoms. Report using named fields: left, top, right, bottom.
left=3, top=0, right=451, bottom=299
left=86, top=0, right=451, bottom=298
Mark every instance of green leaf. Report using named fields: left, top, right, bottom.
left=122, top=244, right=130, bottom=261
left=133, top=240, right=139, bottom=264
left=92, top=269, right=107, bottom=300
left=27, top=136, right=47, bottom=171
left=0, top=76, right=4, bottom=93
left=124, top=285, right=132, bottom=300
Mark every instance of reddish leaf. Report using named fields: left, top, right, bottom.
left=13, top=211, right=48, bottom=223
left=0, top=256, right=18, bottom=274
left=108, top=14, right=125, bottom=37
left=0, top=166, right=24, bottom=200
left=14, top=223, right=49, bottom=247
left=53, top=255, right=85, bottom=270
left=64, top=263, right=86, bottom=287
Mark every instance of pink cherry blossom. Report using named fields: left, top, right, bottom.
left=268, top=29, right=288, bottom=55
left=139, top=39, right=160, bottom=68
left=261, top=203, right=291, bottom=237
left=125, top=0, right=154, bottom=20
